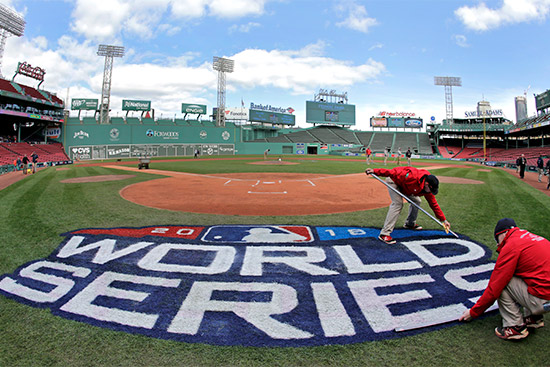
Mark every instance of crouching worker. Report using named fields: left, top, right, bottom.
left=459, top=218, right=550, bottom=340
left=365, top=166, right=450, bottom=244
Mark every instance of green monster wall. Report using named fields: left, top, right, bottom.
left=59, top=118, right=356, bottom=160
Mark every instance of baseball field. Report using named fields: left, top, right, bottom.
left=1, top=155, right=549, bottom=366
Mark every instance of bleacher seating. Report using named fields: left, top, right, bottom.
left=355, top=132, right=374, bottom=147
left=417, top=134, right=433, bottom=154
left=0, top=142, right=69, bottom=166
left=369, top=133, right=394, bottom=152
left=266, top=134, right=293, bottom=143
left=0, top=79, right=23, bottom=96
left=308, top=126, right=347, bottom=144
left=32, top=142, right=70, bottom=162
left=17, top=83, right=50, bottom=102
left=393, top=133, right=418, bottom=153
left=40, top=90, right=64, bottom=105
left=328, top=127, right=361, bottom=144
left=284, top=129, right=318, bottom=143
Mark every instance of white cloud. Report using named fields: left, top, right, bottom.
left=171, top=0, right=268, bottom=19
left=453, top=34, right=469, bottom=47
left=229, top=43, right=386, bottom=95
left=455, top=0, right=550, bottom=31
left=335, top=1, right=378, bottom=33
left=228, top=22, right=261, bottom=33
left=70, top=0, right=132, bottom=41
left=70, top=0, right=270, bottom=41
left=368, top=43, right=383, bottom=51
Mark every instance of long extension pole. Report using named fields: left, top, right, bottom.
left=370, top=173, right=458, bottom=238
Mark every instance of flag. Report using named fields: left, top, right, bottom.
left=241, top=98, right=244, bottom=107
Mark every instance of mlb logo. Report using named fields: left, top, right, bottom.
left=202, top=225, right=313, bottom=243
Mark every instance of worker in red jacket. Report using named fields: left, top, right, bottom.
left=365, top=147, right=372, bottom=165
left=365, top=166, right=450, bottom=244
left=460, top=218, right=550, bottom=340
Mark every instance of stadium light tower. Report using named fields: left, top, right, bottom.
left=434, top=76, right=462, bottom=124
left=0, top=4, right=25, bottom=78
left=213, top=56, right=234, bottom=127
left=97, top=44, right=125, bottom=124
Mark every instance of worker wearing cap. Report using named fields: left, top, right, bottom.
left=365, top=166, right=450, bottom=244
left=459, top=218, right=550, bottom=340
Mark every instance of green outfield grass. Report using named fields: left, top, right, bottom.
left=1, top=156, right=549, bottom=367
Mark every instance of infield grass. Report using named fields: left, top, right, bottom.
left=1, top=156, right=549, bottom=367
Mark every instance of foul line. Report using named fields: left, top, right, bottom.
left=247, top=191, right=288, bottom=194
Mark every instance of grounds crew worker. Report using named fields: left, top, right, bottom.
left=365, top=166, right=450, bottom=244
left=459, top=218, right=550, bottom=340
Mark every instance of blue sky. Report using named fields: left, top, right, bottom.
left=2, top=0, right=550, bottom=129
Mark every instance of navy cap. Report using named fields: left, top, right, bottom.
left=424, top=175, right=439, bottom=195
left=494, top=218, right=516, bottom=242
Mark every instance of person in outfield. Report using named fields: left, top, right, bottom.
left=459, top=218, right=550, bottom=340
left=365, top=166, right=451, bottom=244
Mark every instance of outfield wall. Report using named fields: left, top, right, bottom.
left=59, top=119, right=362, bottom=160
left=62, top=120, right=241, bottom=160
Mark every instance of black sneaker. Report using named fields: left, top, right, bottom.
left=495, top=325, right=529, bottom=340
left=524, top=314, right=544, bottom=329
left=378, top=235, right=396, bottom=244
left=404, top=223, right=423, bottom=230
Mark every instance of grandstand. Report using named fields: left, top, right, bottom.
left=368, top=132, right=394, bottom=152
left=0, top=142, right=68, bottom=166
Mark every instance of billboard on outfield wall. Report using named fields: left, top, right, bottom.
left=249, top=109, right=295, bottom=125
left=371, top=117, right=423, bottom=128
left=404, top=118, right=423, bottom=128
left=306, top=101, right=355, bottom=125
left=122, top=100, right=151, bottom=111
left=71, top=98, right=98, bottom=110
left=387, top=117, right=404, bottom=127
left=535, top=90, right=550, bottom=111
left=370, top=117, right=387, bottom=127
left=224, top=107, right=249, bottom=120
left=64, top=123, right=238, bottom=147
left=68, top=144, right=235, bottom=160
left=182, top=103, right=207, bottom=114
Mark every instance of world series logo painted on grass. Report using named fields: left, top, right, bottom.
left=0, top=225, right=497, bottom=346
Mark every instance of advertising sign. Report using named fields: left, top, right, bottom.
left=182, top=103, right=207, bottom=114
left=306, top=101, right=355, bottom=125
left=370, top=117, right=387, bottom=127
left=249, top=109, right=295, bottom=125
left=387, top=117, right=404, bottom=128
left=224, top=107, right=249, bottom=120
left=71, top=99, right=98, bottom=111
left=122, top=100, right=151, bottom=111
left=404, top=118, right=423, bottom=128
left=535, top=90, right=550, bottom=111
left=250, top=102, right=294, bottom=114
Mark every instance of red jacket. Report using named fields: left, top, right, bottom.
left=373, top=166, right=445, bottom=221
left=366, top=148, right=372, bottom=156
left=470, top=227, right=550, bottom=318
